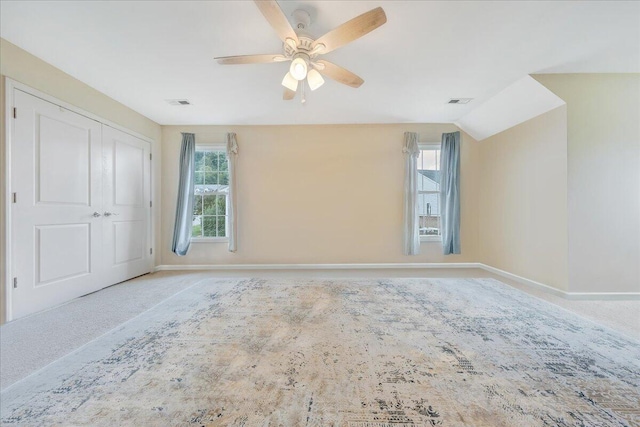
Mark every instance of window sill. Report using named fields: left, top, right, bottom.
left=420, top=236, right=442, bottom=243
left=191, top=238, right=229, bottom=243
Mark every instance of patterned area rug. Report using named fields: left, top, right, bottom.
left=1, top=278, right=639, bottom=426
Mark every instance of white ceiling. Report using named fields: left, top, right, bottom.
left=1, top=1, right=638, bottom=126
left=456, top=76, right=565, bottom=141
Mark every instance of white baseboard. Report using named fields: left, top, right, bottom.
left=478, top=264, right=567, bottom=298
left=152, top=262, right=640, bottom=300
left=478, top=264, right=640, bottom=300
left=154, top=262, right=482, bottom=271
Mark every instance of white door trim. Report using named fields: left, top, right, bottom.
left=3, top=78, right=156, bottom=322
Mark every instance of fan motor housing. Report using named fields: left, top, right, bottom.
left=284, top=36, right=315, bottom=56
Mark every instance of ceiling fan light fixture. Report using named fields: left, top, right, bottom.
left=282, top=72, right=299, bottom=92
left=217, top=1, right=386, bottom=101
left=290, top=56, right=308, bottom=80
left=307, top=69, right=325, bottom=91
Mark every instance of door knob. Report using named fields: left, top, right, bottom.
left=104, top=211, right=118, bottom=217
left=92, top=212, right=102, bottom=217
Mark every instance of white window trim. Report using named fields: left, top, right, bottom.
left=192, top=143, right=230, bottom=242
left=192, top=237, right=229, bottom=243
left=418, top=142, right=442, bottom=242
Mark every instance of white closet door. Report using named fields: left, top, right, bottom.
left=11, top=90, right=103, bottom=319
left=101, top=126, right=152, bottom=285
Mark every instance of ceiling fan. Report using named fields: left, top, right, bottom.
left=215, top=0, right=387, bottom=102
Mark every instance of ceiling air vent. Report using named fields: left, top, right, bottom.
left=448, top=98, right=473, bottom=104
left=165, top=99, right=191, bottom=106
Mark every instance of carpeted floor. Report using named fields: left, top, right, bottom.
left=1, top=277, right=639, bottom=426
left=0, top=271, right=199, bottom=389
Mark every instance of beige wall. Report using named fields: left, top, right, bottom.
left=0, top=39, right=160, bottom=140
left=478, top=106, right=569, bottom=291
left=161, top=124, right=480, bottom=266
left=0, top=39, right=162, bottom=323
left=533, top=74, right=640, bottom=293
left=2, top=34, right=635, bottom=325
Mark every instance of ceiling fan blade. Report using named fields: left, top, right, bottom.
left=215, top=54, right=287, bottom=65
left=311, top=7, right=386, bottom=54
left=283, top=87, right=296, bottom=100
left=316, top=60, right=364, bottom=88
left=254, top=0, right=299, bottom=45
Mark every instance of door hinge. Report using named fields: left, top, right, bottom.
left=13, top=277, right=17, bottom=288
left=13, top=108, right=17, bottom=119
left=150, top=248, right=153, bottom=255
left=150, top=201, right=152, bottom=208
left=12, top=192, right=17, bottom=203
left=150, top=153, right=152, bottom=161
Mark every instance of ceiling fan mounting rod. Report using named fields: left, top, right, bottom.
left=292, top=9, right=311, bottom=31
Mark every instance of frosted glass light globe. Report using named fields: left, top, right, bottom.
left=290, top=57, right=308, bottom=81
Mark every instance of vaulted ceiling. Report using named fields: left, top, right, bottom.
left=1, top=1, right=638, bottom=126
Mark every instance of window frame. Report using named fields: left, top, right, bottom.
left=191, top=143, right=229, bottom=243
left=418, top=143, right=442, bottom=242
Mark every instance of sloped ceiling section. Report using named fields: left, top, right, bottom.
left=455, top=76, right=566, bottom=141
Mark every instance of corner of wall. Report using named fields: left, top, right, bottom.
left=531, top=74, right=640, bottom=294
left=475, top=105, right=569, bottom=292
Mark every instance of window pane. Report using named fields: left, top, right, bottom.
left=204, top=171, right=218, bottom=185
left=202, top=195, right=216, bottom=215
left=204, top=151, right=217, bottom=171
left=219, top=152, right=228, bottom=171
left=417, top=170, right=440, bottom=192
left=417, top=149, right=441, bottom=192
left=216, top=195, right=227, bottom=215
left=418, top=193, right=441, bottom=236
left=218, top=171, right=229, bottom=186
left=193, top=195, right=203, bottom=215
left=192, top=216, right=202, bottom=237
left=419, top=215, right=441, bottom=236
left=202, top=216, right=217, bottom=237
left=418, top=149, right=440, bottom=171
left=195, top=151, right=205, bottom=171
left=194, top=171, right=205, bottom=185
left=217, top=216, right=226, bottom=237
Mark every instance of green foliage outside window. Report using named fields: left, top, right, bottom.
left=192, top=150, right=229, bottom=238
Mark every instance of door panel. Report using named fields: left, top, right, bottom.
left=114, top=141, right=144, bottom=206
left=37, top=115, right=91, bottom=205
left=11, top=90, right=103, bottom=319
left=102, top=126, right=151, bottom=284
left=36, top=224, right=91, bottom=285
left=113, top=220, right=144, bottom=264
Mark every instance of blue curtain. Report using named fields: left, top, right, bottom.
left=171, top=133, right=196, bottom=256
left=440, top=131, right=461, bottom=255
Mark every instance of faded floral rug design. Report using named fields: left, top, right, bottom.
left=1, top=278, right=639, bottom=426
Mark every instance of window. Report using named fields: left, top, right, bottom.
left=192, top=146, right=229, bottom=239
left=417, top=144, right=441, bottom=240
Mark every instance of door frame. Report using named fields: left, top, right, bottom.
left=4, top=78, right=157, bottom=322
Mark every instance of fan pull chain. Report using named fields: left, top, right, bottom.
left=301, top=80, right=306, bottom=105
